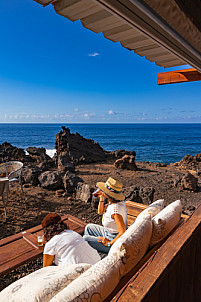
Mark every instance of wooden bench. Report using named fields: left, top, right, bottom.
left=112, top=204, right=201, bottom=302
left=104, top=201, right=189, bottom=301
left=0, top=214, right=86, bottom=277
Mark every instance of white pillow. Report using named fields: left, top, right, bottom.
left=49, top=250, right=126, bottom=302
left=0, top=263, right=91, bottom=302
left=135, top=199, right=164, bottom=222
left=150, top=199, right=182, bottom=247
left=109, top=213, right=152, bottom=276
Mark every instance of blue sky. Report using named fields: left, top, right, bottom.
left=0, top=0, right=201, bottom=123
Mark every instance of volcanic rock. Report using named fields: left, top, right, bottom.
left=123, top=186, right=155, bottom=205
left=176, top=153, right=201, bottom=172
left=38, top=171, right=62, bottom=190
left=110, top=149, right=136, bottom=159
left=181, top=173, right=198, bottom=191
left=55, top=126, right=106, bottom=164
left=22, top=164, right=42, bottom=185
left=0, top=142, right=28, bottom=163
left=139, top=187, right=155, bottom=204
left=37, top=160, right=56, bottom=171
left=26, top=147, right=50, bottom=163
left=114, top=155, right=137, bottom=171
left=123, top=186, right=142, bottom=203
left=57, top=151, right=75, bottom=172
left=76, top=183, right=93, bottom=203
left=62, top=172, right=83, bottom=193
left=174, top=172, right=198, bottom=192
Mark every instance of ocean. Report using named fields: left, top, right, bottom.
left=0, top=123, right=201, bottom=164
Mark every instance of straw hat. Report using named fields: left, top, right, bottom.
left=42, top=213, right=61, bottom=228
left=96, top=177, right=125, bottom=201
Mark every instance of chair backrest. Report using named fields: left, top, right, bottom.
left=0, top=161, right=23, bottom=179
left=0, top=163, right=7, bottom=177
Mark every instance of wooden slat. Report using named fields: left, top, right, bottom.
left=127, top=215, right=136, bottom=226
left=23, top=233, right=39, bottom=250
left=125, top=201, right=147, bottom=210
left=126, top=201, right=146, bottom=222
left=1, top=239, right=34, bottom=267
left=0, top=249, right=42, bottom=277
left=158, top=68, right=201, bottom=85
left=125, top=201, right=189, bottom=220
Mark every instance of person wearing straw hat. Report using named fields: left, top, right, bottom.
left=83, top=177, right=127, bottom=253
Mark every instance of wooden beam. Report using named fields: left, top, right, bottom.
left=158, top=68, right=201, bottom=85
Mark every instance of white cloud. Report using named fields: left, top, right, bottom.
left=88, top=52, right=100, bottom=57
left=74, top=108, right=79, bottom=112
left=83, top=113, right=96, bottom=119
left=84, top=113, right=89, bottom=119
left=108, top=110, right=115, bottom=115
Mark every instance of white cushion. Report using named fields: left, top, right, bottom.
left=135, top=199, right=164, bottom=222
left=150, top=199, right=182, bottom=247
left=109, top=213, right=152, bottom=275
left=49, top=250, right=126, bottom=302
left=0, top=263, right=91, bottom=302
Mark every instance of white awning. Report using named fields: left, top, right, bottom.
left=33, top=0, right=201, bottom=72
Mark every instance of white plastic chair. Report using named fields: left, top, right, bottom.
left=0, top=161, right=24, bottom=204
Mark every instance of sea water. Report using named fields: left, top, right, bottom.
left=0, top=123, right=201, bottom=164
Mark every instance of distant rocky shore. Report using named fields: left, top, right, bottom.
left=1, top=126, right=201, bottom=207
left=0, top=126, right=137, bottom=197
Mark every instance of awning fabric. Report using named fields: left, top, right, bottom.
left=34, top=0, right=201, bottom=71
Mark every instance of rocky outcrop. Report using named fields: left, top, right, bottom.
left=26, top=147, right=52, bottom=163
left=55, top=126, right=106, bottom=165
left=114, top=155, right=137, bottom=171
left=0, top=142, right=28, bottom=163
left=57, top=151, right=75, bottom=173
left=109, top=149, right=136, bottom=159
left=62, top=172, right=83, bottom=193
left=175, top=153, right=201, bottom=173
left=38, top=171, right=62, bottom=190
left=123, top=186, right=155, bottom=205
left=174, top=172, right=198, bottom=191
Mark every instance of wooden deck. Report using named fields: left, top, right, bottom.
left=0, top=214, right=86, bottom=277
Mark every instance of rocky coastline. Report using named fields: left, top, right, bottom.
left=1, top=126, right=201, bottom=289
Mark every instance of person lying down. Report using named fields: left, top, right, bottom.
left=42, top=213, right=101, bottom=267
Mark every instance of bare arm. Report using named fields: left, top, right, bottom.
left=97, top=194, right=107, bottom=215
left=43, top=254, right=54, bottom=267
left=98, top=213, right=126, bottom=246
left=110, top=213, right=126, bottom=245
